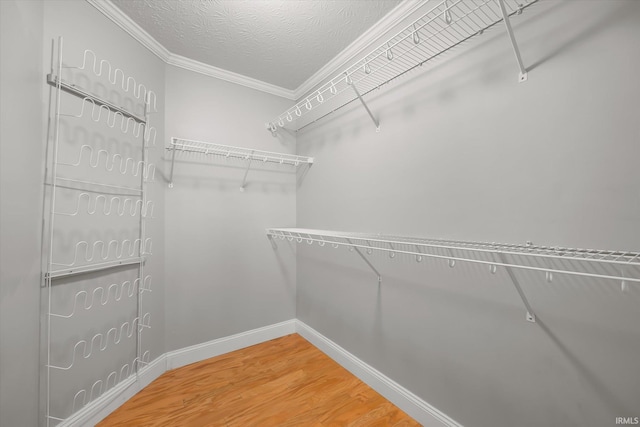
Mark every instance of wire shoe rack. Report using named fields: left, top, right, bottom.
left=43, top=37, right=156, bottom=426
left=267, top=228, right=640, bottom=323
left=268, top=0, right=537, bottom=133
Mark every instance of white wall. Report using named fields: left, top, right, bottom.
left=163, top=66, right=297, bottom=351
left=0, top=2, right=45, bottom=426
left=295, top=1, right=640, bottom=427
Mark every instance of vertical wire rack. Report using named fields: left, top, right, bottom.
left=43, top=37, right=156, bottom=426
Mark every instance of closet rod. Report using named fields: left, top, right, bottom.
left=46, top=74, right=146, bottom=124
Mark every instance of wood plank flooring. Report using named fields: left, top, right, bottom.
left=98, top=333, right=420, bottom=426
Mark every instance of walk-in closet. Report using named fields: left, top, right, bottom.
left=1, top=0, right=639, bottom=426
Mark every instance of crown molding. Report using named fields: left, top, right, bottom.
left=86, top=0, right=171, bottom=61
left=293, top=0, right=426, bottom=100
left=86, top=0, right=424, bottom=102
left=166, top=54, right=296, bottom=100
left=86, top=0, right=295, bottom=99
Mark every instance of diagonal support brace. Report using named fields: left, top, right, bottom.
left=347, top=238, right=382, bottom=285
left=346, top=73, right=380, bottom=132
left=267, top=234, right=278, bottom=250
left=168, top=144, right=177, bottom=188
left=497, top=252, right=536, bottom=322
left=239, top=150, right=255, bottom=192
left=497, top=0, right=528, bottom=82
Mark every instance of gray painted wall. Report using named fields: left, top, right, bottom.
left=163, top=66, right=296, bottom=351
left=295, top=1, right=640, bottom=427
left=0, top=2, right=45, bottom=426
left=2, top=0, right=639, bottom=426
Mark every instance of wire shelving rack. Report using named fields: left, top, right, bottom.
left=167, top=137, right=313, bottom=191
left=267, top=228, right=640, bottom=323
left=267, top=0, right=537, bottom=133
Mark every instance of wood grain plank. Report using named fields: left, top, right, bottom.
left=98, top=334, right=421, bottom=427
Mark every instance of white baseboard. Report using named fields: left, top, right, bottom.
left=61, top=354, right=167, bottom=427
left=165, top=319, right=297, bottom=370
left=63, top=318, right=458, bottom=427
left=295, top=320, right=463, bottom=427
left=66, top=320, right=295, bottom=426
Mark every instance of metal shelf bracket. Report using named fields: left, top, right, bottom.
left=497, top=0, right=528, bottom=82
left=239, top=151, right=255, bottom=192
left=168, top=141, right=177, bottom=188
left=346, top=74, right=380, bottom=132
left=497, top=252, right=536, bottom=322
left=347, top=238, right=382, bottom=285
left=266, top=228, right=640, bottom=323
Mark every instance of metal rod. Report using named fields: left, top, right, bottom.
left=497, top=252, right=536, bottom=322
left=497, top=0, right=528, bottom=82
left=136, top=90, right=149, bottom=376
left=55, top=177, right=143, bottom=194
left=45, top=257, right=144, bottom=280
left=346, top=238, right=382, bottom=284
left=239, top=151, right=254, bottom=192
left=46, top=74, right=146, bottom=123
left=349, top=81, right=380, bottom=131
left=168, top=139, right=177, bottom=188
left=45, top=35, right=64, bottom=427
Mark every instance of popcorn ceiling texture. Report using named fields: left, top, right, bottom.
left=110, top=0, right=402, bottom=90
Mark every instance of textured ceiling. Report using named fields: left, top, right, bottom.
left=110, top=0, right=403, bottom=90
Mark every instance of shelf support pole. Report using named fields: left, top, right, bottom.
left=347, top=77, right=380, bottom=132
left=267, top=234, right=278, bottom=250
left=497, top=252, right=536, bottom=322
left=346, top=238, right=382, bottom=285
left=240, top=150, right=255, bottom=192
left=497, top=0, right=528, bottom=82
left=168, top=142, right=177, bottom=188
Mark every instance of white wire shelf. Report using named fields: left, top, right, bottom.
left=267, top=228, right=640, bottom=323
left=267, top=0, right=537, bottom=133
left=167, top=137, right=314, bottom=190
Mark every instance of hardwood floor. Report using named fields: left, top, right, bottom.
left=98, top=334, right=420, bottom=426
